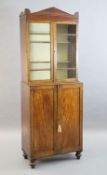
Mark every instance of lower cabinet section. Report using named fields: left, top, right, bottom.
left=21, top=82, right=83, bottom=168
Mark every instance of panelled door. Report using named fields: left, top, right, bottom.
left=31, top=85, right=54, bottom=158
left=55, top=84, right=82, bottom=153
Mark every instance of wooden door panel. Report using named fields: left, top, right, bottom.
left=31, top=86, right=54, bottom=157
left=56, top=84, right=82, bottom=152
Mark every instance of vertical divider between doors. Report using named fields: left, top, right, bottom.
left=53, top=22, right=57, bottom=82
left=50, top=22, right=54, bottom=81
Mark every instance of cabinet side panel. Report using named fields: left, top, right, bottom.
left=31, top=86, right=54, bottom=158
left=20, top=15, right=28, bottom=82
left=79, top=85, right=83, bottom=151
left=21, top=83, right=31, bottom=157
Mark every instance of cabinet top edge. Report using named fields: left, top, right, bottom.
left=19, top=7, right=79, bottom=22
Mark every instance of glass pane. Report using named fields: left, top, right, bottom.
left=30, top=62, right=50, bottom=70
left=30, top=43, right=50, bottom=62
left=30, top=71, right=50, bottom=80
left=56, top=24, right=76, bottom=79
left=57, top=69, right=76, bottom=79
left=30, top=35, right=50, bottom=42
left=29, top=23, right=51, bottom=80
left=57, top=62, right=71, bottom=69
left=29, top=23, right=50, bottom=33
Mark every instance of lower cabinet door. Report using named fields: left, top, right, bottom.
left=56, top=84, right=83, bottom=153
left=31, top=86, right=54, bottom=158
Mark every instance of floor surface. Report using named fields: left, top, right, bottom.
left=0, top=129, right=107, bottom=175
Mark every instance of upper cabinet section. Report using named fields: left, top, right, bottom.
left=20, top=7, right=79, bottom=84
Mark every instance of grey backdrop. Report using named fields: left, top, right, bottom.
left=0, top=0, right=107, bottom=130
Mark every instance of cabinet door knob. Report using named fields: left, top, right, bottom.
left=58, top=124, right=62, bottom=133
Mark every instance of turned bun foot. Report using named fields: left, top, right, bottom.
left=23, top=152, right=28, bottom=159
left=75, top=151, right=82, bottom=160
left=30, top=160, right=36, bottom=168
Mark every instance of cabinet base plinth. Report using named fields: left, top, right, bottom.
left=23, top=151, right=83, bottom=168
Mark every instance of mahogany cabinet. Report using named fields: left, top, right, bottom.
left=20, top=7, right=83, bottom=168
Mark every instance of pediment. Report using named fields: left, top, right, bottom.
left=31, top=7, right=74, bottom=18
left=24, top=7, right=78, bottom=22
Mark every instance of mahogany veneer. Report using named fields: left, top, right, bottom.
left=20, top=7, right=83, bottom=168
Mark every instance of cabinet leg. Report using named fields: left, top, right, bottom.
left=75, top=151, right=82, bottom=160
left=30, top=160, right=36, bottom=169
left=23, top=151, right=28, bottom=159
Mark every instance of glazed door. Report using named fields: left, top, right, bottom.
left=29, top=23, right=53, bottom=82
left=55, top=23, right=77, bottom=81
left=31, top=86, right=54, bottom=158
left=56, top=84, right=82, bottom=153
